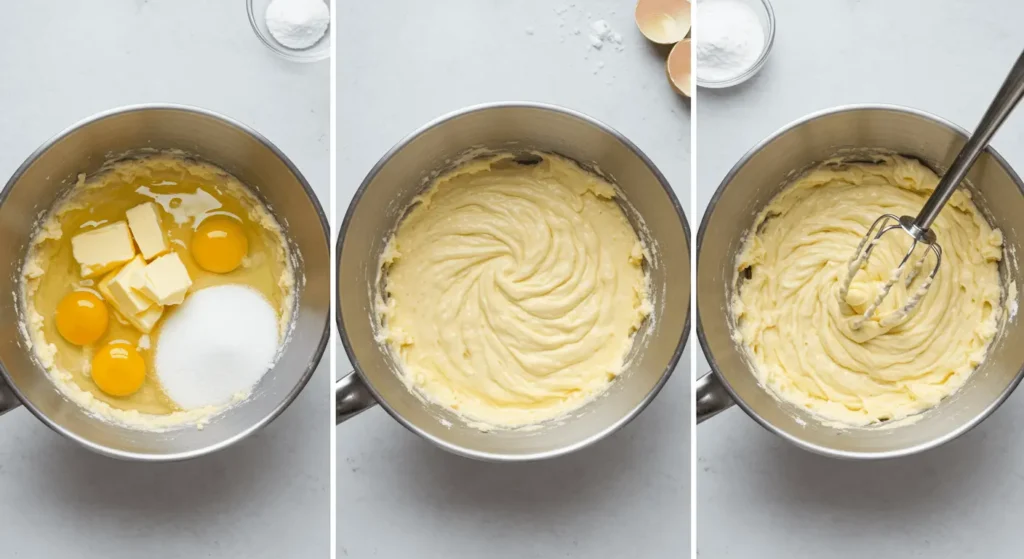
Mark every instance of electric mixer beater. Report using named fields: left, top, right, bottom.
left=840, top=50, right=1024, bottom=329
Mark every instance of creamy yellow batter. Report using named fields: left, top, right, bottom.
left=21, top=154, right=294, bottom=430
left=733, top=155, right=1003, bottom=426
left=379, top=153, right=651, bottom=428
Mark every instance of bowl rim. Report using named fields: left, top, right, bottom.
left=336, top=101, right=691, bottom=462
left=695, top=102, right=1024, bottom=460
left=0, top=102, right=331, bottom=462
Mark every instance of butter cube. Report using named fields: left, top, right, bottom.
left=98, top=265, right=164, bottom=334
left=126, top=304, right=163, bottom=334
left=126, top=202, right=169, bottom=261
left=99, top=256, right=153, bottom=315
left=138, top=253, right=192, bottom=306
left=71, top=221, right=136, bottom=278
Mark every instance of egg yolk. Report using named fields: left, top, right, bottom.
left=91, top=342, right=146, bottom=397
left=55, top=291, right=109, bottom=346
left=192, top=216, right=248, bottom=273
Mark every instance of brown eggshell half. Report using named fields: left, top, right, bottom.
left=635, top=0, right=691, bottom=45
left=667, top=38, right=691, bottom=97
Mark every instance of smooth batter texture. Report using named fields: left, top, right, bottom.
left=379, top=153, right=651, bottom=428
left=733, top=155, right=1003, bottom=426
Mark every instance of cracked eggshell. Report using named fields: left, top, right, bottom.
left=635, top=0, right=691, bottom=45
left=667, top=38, right=691, bottom=97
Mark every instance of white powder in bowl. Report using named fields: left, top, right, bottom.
left=695, top=0, right=766, bottom=82
left=155, top=285, right=279, bottom=410
left=265, top=0, right=330, bottom=50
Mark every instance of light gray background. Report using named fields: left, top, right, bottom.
left=0, top=2, right=329, bottom=557
left=336, top=1, right=690, bottom=557
left=697, top=0, right=1024, bottom=556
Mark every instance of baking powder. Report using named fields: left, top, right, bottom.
left=265, top=0, right=330, bottom=50
left=695, top=0, right=765, bottom=82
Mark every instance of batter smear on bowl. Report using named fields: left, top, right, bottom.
left=20, top=154, right=295, bottom=430
left=732, top=155, right=1004, bottom=426
left=378, top=153, right=652, bottom=429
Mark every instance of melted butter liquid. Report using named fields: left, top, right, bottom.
left=31, top=158, right=289, bottom=415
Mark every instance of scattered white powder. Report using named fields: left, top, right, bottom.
left=544, top=5, right=624, bottom=84
left=265, top=0, right=330, bottom=50
left=155, top=285, right=279, bottom=410
left=589, top=19, right=623, bottom=51
left=551, top=5, right=624, bottom=52
left=695, top=0, right=766, bottom=82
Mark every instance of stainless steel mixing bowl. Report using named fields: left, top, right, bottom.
left=336, top=102, right=690, bottom=461
left=0, top=105, right=330, bottom=461
left=696, top=104, right=1024, bottom=459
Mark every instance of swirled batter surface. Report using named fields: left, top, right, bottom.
left=380, top=153, right=650, bottom=428
left=733, top=156, right=1003, bottom=426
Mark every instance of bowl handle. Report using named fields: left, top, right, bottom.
left=696, top=371, right=734, bottom=424
left=0, top=378, right=22, bottom=417
left=336, top=372, right=377, bottom=424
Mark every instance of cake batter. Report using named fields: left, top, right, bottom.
left=379, top=153, right=651, bottom=428
left=733, top=155, right=1003, bottom=426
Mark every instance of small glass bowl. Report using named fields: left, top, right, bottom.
left=247, top=0, right=331, bottom=63
left=696, top=0, right=775, bottom=89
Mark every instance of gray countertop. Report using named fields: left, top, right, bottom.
left=335, top=1, right=691, bottom=557
left=0, top=2, right=329, bottom=557
left=696, top=0, right=1024, bottom=556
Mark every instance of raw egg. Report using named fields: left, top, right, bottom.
left=56, top=291, right=109, bottom=346
left=192, top=216, right=248, bottom=273
left=91, top=341, right=146, bottom=397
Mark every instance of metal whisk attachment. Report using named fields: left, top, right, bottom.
left=840, top=49, right=1024, bottom=329
left=839, top=215, right=941, bottom=329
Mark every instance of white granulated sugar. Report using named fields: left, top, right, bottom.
left=265, top=0, right=330, bottom=50
left=155, top=285, right=280, bottom=410
left=695, top=0, right=766, bottom=82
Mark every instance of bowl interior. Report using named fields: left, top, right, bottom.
left=697, top=106, right=1024, bottom=458
left=0, top=107, right=330, bottom=460
left=338, top=105, right=689, bottom=460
